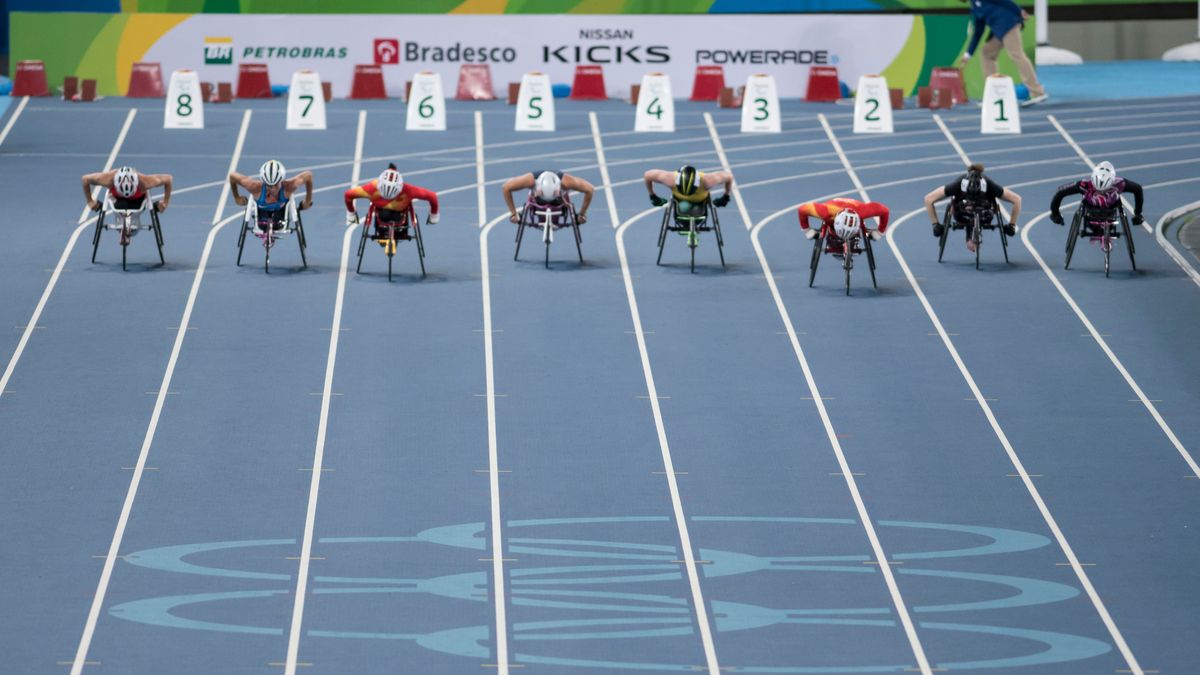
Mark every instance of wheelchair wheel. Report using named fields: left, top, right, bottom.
left=865, top=234, right=877, bottom=289
left=355, top=219, right=370, bottom=274
left=843, top=246, right=853, bottom=296
left=1065, top=208, right=1083, bottom=269
left=386, top=225, right=395, bottom=282
left=514, top=207, right=528, bottom=261
left=996, top=210, right=1009, bottom=264
left=656, top=203, right=672, bottom=266
left=938, top=204, right=952, bottom=262
left=237, top=220, right=250, bottom=267
left=152, top=209, right=165, bottom=266
left=295, top=210, right=307, bottom=270
left=973, top=214, right=982, bottom=270
left=1119, top=207, right=1136, bottom=271
left=414, top=221, right=427, bottom=279
left=122, top=235, right=128, bottom=271
left=571, top=208, right=584, bottom=264
left=91, top=210, right=105, bottom=264
left=544, top=219, right=551, bottom=269
left=808, top=230, right=823, bottom=287
left=1104, top=235, right=1111, bottom=278
left=711, top=202, right=726, bottom=271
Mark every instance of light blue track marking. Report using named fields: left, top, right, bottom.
left=122, top=539, right=294, bottom=580
left=108, top=590, right=286, bottom=635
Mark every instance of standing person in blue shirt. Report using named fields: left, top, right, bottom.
left=960, top=0, right=1048, bottom=106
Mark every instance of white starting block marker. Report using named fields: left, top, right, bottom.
left=981, top=74, right=1020, bottom=134
left=741, top=74, right=781, bottom=133
left=635, top=73, right=674, bottom=132
left=287, top=70, right=326, bottom=130
left=164, top=69, right=203, bottom=129
left=853, top=74, right=893, bottom=134
left=406, top=71, right=446, bottom=131
left=515, top=72, right=555, bottom=132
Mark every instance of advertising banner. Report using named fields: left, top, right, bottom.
left=11, top=12, right=1033, bottom=99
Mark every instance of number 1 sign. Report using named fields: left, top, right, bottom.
left=981, top=74, right=1020, bottom=134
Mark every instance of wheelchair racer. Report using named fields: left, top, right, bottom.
left=644, top=165, right=732, bottom=213
left=923, top=163, right=1021, bottom=252
left=798, top=197, right=889, bottom=246
left=344, top=163, right=439, bottom=239
left=230, top=159, right=313, bottom=230
left=503, top=170, right=594, bottom=224
left=83, top=166, right=172, bottom=213
left=1049, top=161, right=1144, bottom=234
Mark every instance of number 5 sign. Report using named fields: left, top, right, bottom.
left=406, top=71, right=447, bottom=131
left=287, top=70, right=327, bottom=130
left=740, top=74, right=781, bottom=133
left=852, top=74, right=893, bottom=134
left=981, top=74, right=1020, bottom=134
left=634, top=73, right=674, bottom=132
left=515, top=72, right=555, bottom=132
left=164, top=69, right=204, bottom=129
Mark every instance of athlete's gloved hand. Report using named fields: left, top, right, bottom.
left=649, top=194, right=667, bottom=207
left=1133, top=213, right=1145, bottom=225
left=427, top=212, right=439, bottom=225
left=713, top=194, right=730, bottom=208
left=1050, top=213, right=1064, bottom=225
left=868, top=229, right=883, bottom=240
left=345, top=211, right=358, bottom=226
left=154, top=200, right=168, bottom=213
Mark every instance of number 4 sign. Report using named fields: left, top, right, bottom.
left=740, top=74, right=781, bottom=133
left=853, top=74, right=893, bottom=134
left=287, top=70, right=327, bottom=130
left=406, top=71, right=447, bottom=131
left=164, top=69, right=204, bottom=129
left=981, top=74, right=1020, bottom=134
left=634, top=73, right=674, bottom=132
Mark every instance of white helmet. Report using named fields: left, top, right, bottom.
left=113, top=166, right=139, bottom=198
left=378, top=168, right=404, bottom=201
left=1091, top=161, right=1116, bottom=192
left=535, top=171, right=562, bottom=202
left=833, top=209, right=862, bottom=241
left=260, top=159, right=286, bottom=186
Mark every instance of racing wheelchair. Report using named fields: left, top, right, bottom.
left=1064, top=201, right=1136, bottom=277
left=655, top=196, right=725, bottom=273
left=91, top=193, right=165, bottom=271
left=937, top=199, right=1010, bottom=269
left=515, top=192, right=583, bottom=268
left=808, top=219, right=877, bottom=296
left=236, top=198, right=307, bottom=274
left=355, top=204, right=425, bottom=281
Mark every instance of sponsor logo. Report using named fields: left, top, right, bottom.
left=695, top=49, right=831, bottom=65
left=578, top=28, right=635, bottom=40
left=204, top=37, right=233, bottom=65
left=404, top=42, right=517, bottom=63
left=542, top=45, right=669, bottom=64
left=240, top=46, right=349, bottom=59
left=374, top=38, right=400, bottom=64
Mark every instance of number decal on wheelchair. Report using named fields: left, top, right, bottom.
left=753, top=98, right=769, bottom=122
left=994, top=99, right=1008, bottom=122
left=864, top=98, right=880, bottom=122
left=418, top=96, right=435, bottom=119
left=176, top=94, right=193, bottom=117
left=646, top=97, right=664, bottom=120
left=299, top=95, right=314, bottom=116
left=527, top=96, right=543, bottom=119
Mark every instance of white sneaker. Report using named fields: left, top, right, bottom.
left=804, top=228, right=818, bottom=239
left=1021, top=93, right=1048, bottom=107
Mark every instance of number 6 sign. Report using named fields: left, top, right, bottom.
left=164, top=69, right=204, bottom=129
left=406, top=71, right=447, bottom=131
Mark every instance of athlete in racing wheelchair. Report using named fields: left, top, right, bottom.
left=345, top=163, right=439, bottom=280
left=230, top=159, right=312, bottom=273
left=645, top=165, right=732, bottom=273
left=923, top=163, right=1022, bottom=268
left=502, top=170, right=593, bottom=267
left=1050, top=161, right=1144, bottom=276
left=83, top=166, right=171, bottom=270
left=800, top=198, right=888, bottom=294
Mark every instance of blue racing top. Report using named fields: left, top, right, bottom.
left=256, top=183, right=288, bottom=212
left=964, top=0, right=1024, bottom=57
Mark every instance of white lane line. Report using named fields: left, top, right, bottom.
left=476, top=112, right=511, bottom=674
left=71, top=109, right=252, bottom=675
left=1048, top=114, right=1200, bottom=287
left=479, top=209, right=512, bottom=674
left=1154, top=199, right=1200, bottom=286
left=901, top=116, right=1147, bottom=675
left=703, top=113, right=753, bottom=231
left=283, top=110, right=367, bottom=675
left=588, top=112, right=622, bottom=231
left=0, top=108, right=136, bottom=406
left=593, top=121, right=720, bottom=675
left=0, top=95, right=30, bottom=147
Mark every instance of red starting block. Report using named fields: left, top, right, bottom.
left=214, top=82, right=234, bottom=103
left=805, top=66, right=841, bottom=102
left=322, top=81, right=333, bottom=102
left=629, top=83, right=640, bottom=105
left=507, top=82, right=520, bottom=105
left=80, top=79, right=97, bottom=102
left=456, top=64, right=496, bottom=100
left=570, top=65, right=606, bottom=100
left=127, top=62, right=165, bottom=97
left=889, top=87, right=904, bottom=110
left=719, top=86, right=744, bottom=108
left=63, top=76, right=79, bottom=101
left=236, top=63, right=272, bottom=99
left=201, top=82, right=214, bottom=102
left=350, top=64, right=386, bottom=99
left=929, top=67, right=967, bottom=105
left=691, top=66, right=725, bottom=101
left=13, top=60, right=50, bottom=97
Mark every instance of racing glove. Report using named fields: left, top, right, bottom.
left=1049, top=213, right=1064, bottom=226
left=345, top=211, right=358, bottom=226
left=649, top=194, right=667, bottom=207
left=427, top=212, right=439, bottom=225
left=713, top=194, right=730, bottom=208
left=1133, top=213, right=1144, bottom=225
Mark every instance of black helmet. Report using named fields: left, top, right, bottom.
left=675, top=165, right=699, bottom=196
left=959, top=168, right=988, bottom=199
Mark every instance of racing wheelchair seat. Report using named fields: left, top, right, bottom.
left=236, top=197, right=307, bottom=273
left=91, top=192, right=165, bottom=271
left=515, top=192, right=582, bottom=268
left=655, top=196, right=725, bottom=273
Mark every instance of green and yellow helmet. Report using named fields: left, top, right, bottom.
left=675, top=165, right=699, bottom=196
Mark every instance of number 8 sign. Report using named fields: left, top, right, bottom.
left=164, top=69, right=204, bottom=129
left=406, top=72, right=447, bottom=131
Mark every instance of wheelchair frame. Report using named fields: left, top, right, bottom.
left=1064, top=201, right=1136, bottom=277
left=514, top=193, right=582, bottom=268
left=655, top=196, right=725, bottom=273
left=236, top=197, right=307, bottom=274
left=91, top=193, right=165, bottom=271
left=355, top=204, right=425, bottom=281
left=808, top=220, right=877, bottom=296
left=938, top=199, right=1009, bottom=269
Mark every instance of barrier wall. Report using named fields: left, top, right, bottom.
left=10, top=12, right=1034, bottom=98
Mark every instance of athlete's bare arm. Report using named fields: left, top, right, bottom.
left=923, top=186, right=947, bottom=225
left=229, top=171, right=260, bottom=207
left=141, top=173, right=173, bottom=211
left=81, top=170, right=115, bottom=210
left=502, top=173, right=536, bottom=222
left=562, top=173, right=594, bottom=223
